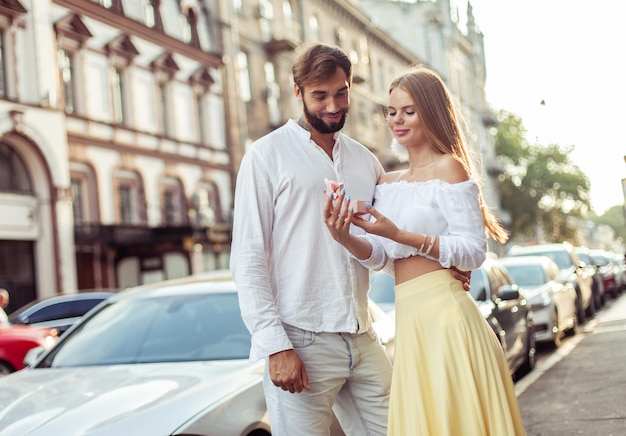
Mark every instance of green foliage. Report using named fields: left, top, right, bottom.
left=591, top=205, right=626, bottom=242
left=494, top=110, right=592, bottom=243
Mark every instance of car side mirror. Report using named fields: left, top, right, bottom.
left=497, top=285, right=520, bottom=301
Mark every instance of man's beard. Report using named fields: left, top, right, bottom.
left=303, top=101, right=347, bottom=134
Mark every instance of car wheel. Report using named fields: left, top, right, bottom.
left=0, top=361, right=15, bottom=377
left=565, top=313, right=579, bottom=337
left=515, top=323, right=536, bottom=380
left=550, top=310, right=562, bottom=349
left=575, top=292, right=586, bottom=324
left=586, top=289, right=596, bottom=318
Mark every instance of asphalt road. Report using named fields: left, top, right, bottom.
left=515, top=291, right=626, bottom=436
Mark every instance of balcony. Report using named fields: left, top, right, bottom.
left=262, top=21, right=301, bottom=54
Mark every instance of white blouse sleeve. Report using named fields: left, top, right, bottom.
left=435, top=180, right=487, bottom=271
left=350, top=234, right=388, bottom=271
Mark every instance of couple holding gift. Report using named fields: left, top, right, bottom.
left=230, top=43, right=525, bottom=436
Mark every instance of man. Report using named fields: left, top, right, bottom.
left=230, top=43, right=469, bottom=435
left=0, top=288, right=10, bottom=327
left=230, top=43, right=391, bottom=435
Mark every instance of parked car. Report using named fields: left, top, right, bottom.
left=0, top=326, right=58, bottom=376
left=609, top=252, right=626, bottom=293
left=368, top=271, right=396, bottom=317
left=588, top=249, right=619, bottom=298
left=499, top=256, right=578, bottom=348
left=8, top=291, right=116, bottom=335
left=575, top=246, right=606, bottom=307
left=506, top=242, right=595, bottom=323
left=469, top=258, right=536, bottom=380
left=0, top=272, right=394, bottom=435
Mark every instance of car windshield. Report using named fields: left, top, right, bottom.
left=514, top=250, right=571, bottom=270
left=504, top=265, right=547, bottom=287
left=590, top=255, right=608, bottom=266
left=38, top=292, right=251, bottom=368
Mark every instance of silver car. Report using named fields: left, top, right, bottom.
left=500, top=256, right=578, bottom=348
left=0, top=272, right=394, bottom=435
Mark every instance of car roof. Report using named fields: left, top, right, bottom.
left=9, top=291, right=117, bottom=318
left=507, top=243, right=572, bottom=254
left=112, top=273, right=238, bottom=302
left=499, top=255, right=556, bottom=266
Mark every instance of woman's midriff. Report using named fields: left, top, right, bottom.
left=394, top=255, right=444, bottom=285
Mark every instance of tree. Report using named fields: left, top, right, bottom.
left=494, top=111, right=592, bottom=244
left=592, top=205, right=626, bottom=244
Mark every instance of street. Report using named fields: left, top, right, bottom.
left=515, top=292, right=626, bottom=435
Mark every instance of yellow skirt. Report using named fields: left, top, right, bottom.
left=388, top=270, right=526, bottom=436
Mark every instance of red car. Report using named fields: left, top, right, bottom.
left=0, top=326, right=58, bottom=376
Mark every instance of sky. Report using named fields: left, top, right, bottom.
left=467, top=0, right=626, bottom=214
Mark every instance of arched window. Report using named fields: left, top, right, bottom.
left=0, top=142, right=32, bottom=193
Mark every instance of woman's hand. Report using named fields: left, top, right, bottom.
left=351, top=203, right=400, bottom=241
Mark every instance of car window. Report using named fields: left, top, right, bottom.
left=27, top=302, right=75, bottom=323
left=23, top=299, right=105, bottom=323
left=40, top=292, right=251, bottom=368
left=504, top=265, right=546, bottom=287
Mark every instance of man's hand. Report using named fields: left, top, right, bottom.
left=450, top=267, right=471, bottom=291
left=269, top=349, right=311, bottom=393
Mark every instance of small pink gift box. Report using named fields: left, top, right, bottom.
left=324, top=178, right=344, bottom=199
left=324, top=179, right=369, bottom=214
left=350, top=200, right=369, bottom=215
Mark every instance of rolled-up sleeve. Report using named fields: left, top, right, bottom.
left=230, top=149, right=291, bottom=362
left=435, top=181, right=487, bottom=271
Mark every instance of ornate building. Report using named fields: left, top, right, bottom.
left=0, top=0, right=231, bottom=311
left=0, top=0, right=502, bottom=311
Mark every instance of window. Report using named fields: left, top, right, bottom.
left=58, top=49, right=76, bottom=114
left=309, top=16, right=320, bottom=42
left=70, top=163, right=97, bottom=224
left=152, top=52, right=179, bottom=137
left=190, top=68, right=214, bottom=145
left=71, top=178, right=85, bottom=223
left=259, top=0, right=273, bottom=41
left=115, top=170, right=144, bottom=224
left=264, top=62, right=281, bottom=125
left=195, top=93, right=206, bottom=144
left=112, top=67, right=126, bottom=124
left=236, top=52, right=251, bottom=103
left=157, top=81, right=170, bottom=135
left=119, top=185, right=135, bottom=223
left=161, top=177, right=186, bottom=226
left=105, top=34, right=139, bottom=125
left=0, top=31, right=7, bottom=98
left=0, top=142, right=32, bottom=193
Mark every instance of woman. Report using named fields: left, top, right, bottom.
left=323, top=66, right=525, bottom=435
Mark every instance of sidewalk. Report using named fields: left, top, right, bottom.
left=516, top=292, right=626, bottom=436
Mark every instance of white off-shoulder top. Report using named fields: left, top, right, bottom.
left=360, top=179, right=487, bottom=273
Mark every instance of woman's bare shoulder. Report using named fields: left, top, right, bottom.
left=434, top=154, right=469, bottom=184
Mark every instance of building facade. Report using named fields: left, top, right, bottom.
left=0, top=0, right=231, bottom=312
left=0, top=0, right=503, bottom=311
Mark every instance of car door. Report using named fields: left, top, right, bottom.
left=489, top=264, right=525, bottom=368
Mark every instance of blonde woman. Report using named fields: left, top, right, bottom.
left=323, top=66, right=525, bottom=435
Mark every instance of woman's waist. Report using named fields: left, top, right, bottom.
left=394, top=255, right=444, bottom=285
